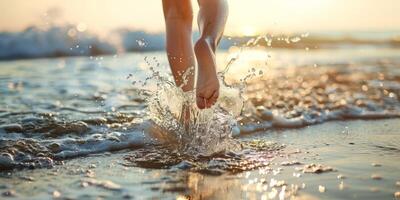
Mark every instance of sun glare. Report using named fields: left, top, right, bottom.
left=241, top=26, right=258, bottom=36
left=283, top=0, right=332, bottom=9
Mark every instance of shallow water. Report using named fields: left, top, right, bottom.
left=0, top=47, right=400, bottom=199
left=0, top=119, right=398, bottom=199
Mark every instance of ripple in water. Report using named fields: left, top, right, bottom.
left=123, top=140, right=285, bottom=175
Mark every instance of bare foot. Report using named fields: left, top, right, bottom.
left=194, top=38, right=220, bottom=109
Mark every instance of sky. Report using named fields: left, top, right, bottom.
left=0, top=0, right=399, bottom=36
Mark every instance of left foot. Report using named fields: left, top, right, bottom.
left=194, top=39, right=220, bottom=109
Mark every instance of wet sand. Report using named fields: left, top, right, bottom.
left=1, top=119, right=399, bottom=199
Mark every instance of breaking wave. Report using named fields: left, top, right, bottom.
left=1, top=25, right=399, bottom=60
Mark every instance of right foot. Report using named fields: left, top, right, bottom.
left=194, top=39, right=220, bottom=109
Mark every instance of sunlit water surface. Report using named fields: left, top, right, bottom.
left=0, top=48, right=400, bottom=199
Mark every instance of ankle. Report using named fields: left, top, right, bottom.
left=195, top=37, right=216, bottom=53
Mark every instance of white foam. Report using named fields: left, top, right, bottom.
left=0, top=25, right=116, bottom=59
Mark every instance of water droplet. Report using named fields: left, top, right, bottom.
left=318, top=185, right=326, bottom=193
left=371, top=174, right=382, bottom=180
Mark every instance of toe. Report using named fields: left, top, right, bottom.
left=196, top=96, right=206, bottom=109
left=210, top=90, right=219, bottom=102
left=205, top=90, right=219, bottom=108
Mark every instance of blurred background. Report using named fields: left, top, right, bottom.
left=0, top=0, right=399, bottom=60
left=1, top=4, right=400, bottom=199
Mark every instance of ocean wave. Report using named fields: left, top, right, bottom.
left=0, top=25, right=399, bottom=60
left=0, top=25, right=117, bottom=60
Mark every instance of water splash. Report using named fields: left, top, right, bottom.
left=145, top=56, right=247, bottom=155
